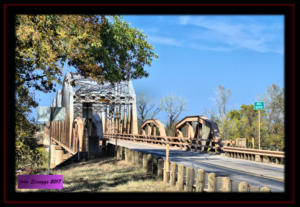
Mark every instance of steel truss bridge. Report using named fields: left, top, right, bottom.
left=41, top=73, right=284, bottom=191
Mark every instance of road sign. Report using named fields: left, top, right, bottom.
left=37, top=107, right=65, bottom=122
left=254, top=102, right=264, bottom=110
left=254, top=102, right=264, bottom=149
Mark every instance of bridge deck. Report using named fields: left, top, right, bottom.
left=108, top=139, right=284, bottom=192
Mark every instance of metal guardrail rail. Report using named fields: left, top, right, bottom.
left=104, top=133, right=284, bottom=165
left=103, top=133, right=221, bottom=150
left=222, top=146, right=284, bottom=164
left=222, top=146, right=284, bottom=157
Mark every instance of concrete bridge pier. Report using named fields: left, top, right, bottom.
left=50, top=144, right=67, bottom=168
left=50, top=144, right=56, bottom=168
left=55, top=149, right=64, bottom=166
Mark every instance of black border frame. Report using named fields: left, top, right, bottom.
left=2, top=2, right=296, bottom=205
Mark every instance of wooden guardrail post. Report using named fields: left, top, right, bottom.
left=128, top=149, right=133, bottom=164
left=170, top=162, right=177, bottom=186
left=164, top=143, right=170, bottom=183
left=238, top=182, right=249, bottom=192
left=146, top=154, right=153, bottom=175
left=134, top=150, right=139, bottom=165
left=121, top=147, right=125, bottom=160
left=196, top=169, right=204, bottom=192
left=152, top=155, right=158, bottom=175
left=131, top=150, right=135, bottom=164
left=125, top=148, right=129, bottom=163
left=117, top=146, right=121, bottom=160
left=157, top=158, right=164, bottom=180
left=137, top=151, right=143, bottom=167
left=177, top=164, right=185, bottom=191
left=142, top=153, right=147, bottom=169
left=260, top=186, right=271, bottom=192
left=163, top=160, right=170, bottom=183
left=221, top=177, right=231, bottom=192
left=106, top=143, right=111, bottom=155
left=186, top=166, right=195, bottom=192
left=207, top=173, right=216, bottom=192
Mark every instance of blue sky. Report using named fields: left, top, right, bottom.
left=30, top=15, right=284, bottom=124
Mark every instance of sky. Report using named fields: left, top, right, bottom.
left=30, top=15, right=284, bottom=125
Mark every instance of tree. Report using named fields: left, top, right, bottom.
left=16, top=15, right=157, bottom=90
left=213, top=85, right=231, bottom=139
left=226, top=109, right=244, bottom=139
left=202, top=107, right=218, bottom=122
left=240, top=104, right=260, bottom=141
left=15, top=15, right=158, bottom=168
left=160, top=95, right=187, bottom=136
left=261, top=84, right=284, bottom=150
left=16, top=14, right=157, bottom=127
left=136, top=93, right=160, bottom=128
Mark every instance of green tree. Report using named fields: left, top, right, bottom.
left=15, top=15, right=158, bottom=169
left=16, top=15, right=157, bottom=106
left=226, top=109, right=245, bottom=139
left=261, top=84, right=284, bottom=150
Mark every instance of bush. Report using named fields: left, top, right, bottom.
left=16, top=134, right=48, bottom=171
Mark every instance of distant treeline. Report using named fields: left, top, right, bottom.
left=208, top=84, right=284, bottom=151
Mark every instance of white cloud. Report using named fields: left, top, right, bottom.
left=187, top=43, right=233, bottom=52
left=148, top=35, right=182, bottom=47
left=178, top=16, right=283, bottom=54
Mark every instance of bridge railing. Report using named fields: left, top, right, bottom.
left=103, top=144, right=274, bottom=192
left=103, top=133, right=222, bottom=151
left=44, top=119, right=83, bottom=154
left=104, top=133, right=284, bottom=165
left=222, top=146, right=284, bottom=164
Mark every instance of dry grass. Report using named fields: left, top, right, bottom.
left=16, top=155, right=177, bottom=192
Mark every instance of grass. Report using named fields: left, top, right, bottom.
left=16, top=154, right=178, bottom=192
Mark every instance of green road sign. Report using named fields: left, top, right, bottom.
left=254, top=102, right=264, bottom=110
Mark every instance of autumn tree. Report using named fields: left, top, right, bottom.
left=15, top=15, right=158, bottom=168
left=16, top=14, right=157, bottom=127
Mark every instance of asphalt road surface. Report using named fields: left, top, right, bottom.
left=109, top=139, right=284, bottom=192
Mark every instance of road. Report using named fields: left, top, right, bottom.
left=109, top=139, right=284, bottom=192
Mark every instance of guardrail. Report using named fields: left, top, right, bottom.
left=103, top=143, right=273, bottom=192
left=104, top=133, right=284, bottom=165
left=222, top=146, right=284, bottom=165
left=103, top=133, right=221, bottom=150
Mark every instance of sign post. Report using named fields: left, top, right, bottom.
left=254, top=102, right=264, bottom=150
left=37, top=107, right=65, bottom=174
